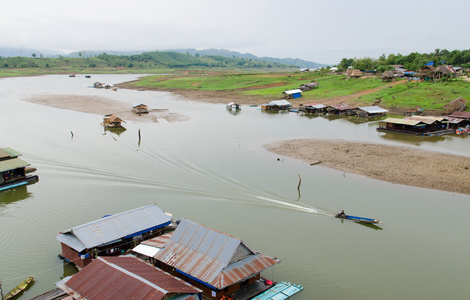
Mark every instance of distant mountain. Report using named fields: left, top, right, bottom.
left=167, top=48, right=328, bottom=69
left=1, top=47, right=328, bottom=68
left=0, top=47, right=67, bottom=58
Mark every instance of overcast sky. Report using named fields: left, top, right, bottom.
left=2, top=0, right=469, bottom=64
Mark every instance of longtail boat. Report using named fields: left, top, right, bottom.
left=335, top=212, right=382, bottom=224
left=3, top=276, right=34, bottom=300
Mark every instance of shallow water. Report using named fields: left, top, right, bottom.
left=0, top=75, right=469, bottom=300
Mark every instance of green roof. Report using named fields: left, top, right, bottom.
left=0, top=148, right=22, bottom=159
left=0, top=158, right=30, bottom=172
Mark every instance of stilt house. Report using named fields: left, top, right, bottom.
left=132, top=104, right=149, bottom=115
left=103, top=114, right=125, bottom=128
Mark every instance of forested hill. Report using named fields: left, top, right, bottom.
left=166, top=48, right=328, bottom=69
left=0, top=51, right=297, bottom=69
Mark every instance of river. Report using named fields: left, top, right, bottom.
left=0, top=74, right=469, bottom=300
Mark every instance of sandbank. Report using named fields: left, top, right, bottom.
left=24, top=94, right=189, bottom=123
left=265, top=139, right=470, bottom=195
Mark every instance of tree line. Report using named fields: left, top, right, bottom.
left=337, top=49, right=470, bottom=72
left=0, top=51, right=292, bottom=69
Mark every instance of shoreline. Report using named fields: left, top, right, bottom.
left=265, top=139, right=470, bottom=195
left=22, top=85, right=470, bottom=195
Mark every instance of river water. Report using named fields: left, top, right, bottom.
left=0, top=75, right=469, bottom=300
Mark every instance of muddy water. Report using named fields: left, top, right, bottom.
left=0, top=75, right=469, bottom=300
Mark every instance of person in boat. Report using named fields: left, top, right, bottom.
left=337, top=210, right=346, bottom=218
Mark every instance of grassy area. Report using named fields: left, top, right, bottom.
left=2, top=66, right=468, bottom=112
left=358, top=79, right=470, bottom=110
left=129, top=71, right=470, bottom=111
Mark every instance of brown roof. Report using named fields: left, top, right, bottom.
left=61, top=256, right=201, bottom=300
left=448, top=111, right=470, bottom=119
left=328, top=103, right=356, bottom=111
left=142, top=231, right=174, bottom=248
left=382, top=71, right=394, bottom=78
left=152, top=219, right=280, bottom=290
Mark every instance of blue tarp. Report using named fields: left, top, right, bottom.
left=425, top=61, right=434, bottom=66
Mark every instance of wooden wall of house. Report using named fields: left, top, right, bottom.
left=61, top=243, right=92, bottom=269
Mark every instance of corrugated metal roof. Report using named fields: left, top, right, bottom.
left=265, top=100, right=291, bottom=106
left=448, top=111, right=470, bottom=119
left=328, top=104, right=356, bottom=110
left=358, top=106, right=389, bottom=114
left=283, top=89, right=302, bottom=94
left=59, top=256, right=201, bottom=300
left=0, top=148, right=22, bottom=159
left=57, top=205, right=172, bottom=251
left=404, top=116, right=447, bottom=124
left=153, top=219, right=280, bottom=290
left=142, top=232, right=173, bottom=248
left=56, top=232, right=87, bottom=252
left=0, top=157, right=30, bottom=172
left=133, top=244, right=161, bottom=257
left=382, top=118, right=424, bottom=126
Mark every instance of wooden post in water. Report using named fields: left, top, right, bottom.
left=138, top=129, right=141, bottom=147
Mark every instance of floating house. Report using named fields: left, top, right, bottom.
left=0, top=148, right=38, bottom=192
left=103, top=114, right=125, bottom=128
left=56, top=204, right=172, bottom=269
left=56, top=256, right=202, bottom=300
left=132, top=104, right=149, bottom=115
left=283, top=89, right=303, bottom=99
left=377, top=116, right=453, bottom=136
left=356, top=106, right=389, bottom=117
left=298, top=102, right=327, bottom=114
left=133, top=219, right=280, bottom=300
left=261, top=100, right=292, bottom=111
left=448, top=111, right=470, bottom=126
left=226, top=102, right=241, bottom=111
left=327, top=103, right=357, bottom=115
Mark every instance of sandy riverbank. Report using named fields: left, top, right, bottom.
left=265, top=139, right=470, bottom=195
left=23, top=91, right=470, bottom=195
left=24, top=94, right=190, bottom=123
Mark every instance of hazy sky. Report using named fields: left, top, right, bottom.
left=2, top=0, right=469, bottom=64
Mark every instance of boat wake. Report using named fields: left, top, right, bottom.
left=254, top=195, right=330, bottom=216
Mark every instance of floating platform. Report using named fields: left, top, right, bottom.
left=0, top=175, right=38, bottom=192
left=251, top=281, right=304, bottom=300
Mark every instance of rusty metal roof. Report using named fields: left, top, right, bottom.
left=142, top=232, right=173, bottom=248
left=57, top=204, right=172, bottom=252
left=448, top=111, right=470, bottom=119
left=328, top=104, right=356, bottom=110
left=404, top=116, right=448, bottom=124
left=58, top=256, right=201, bottom=300
left=153, top=219, right=280, bottom=290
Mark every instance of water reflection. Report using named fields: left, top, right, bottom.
left=61, top=261, right=79, bottom=280
left=0, top=185, right=32, bottom=206
left=354, top=222, right=383, bottom=231
left=378, top=131, right=448, bottom=145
